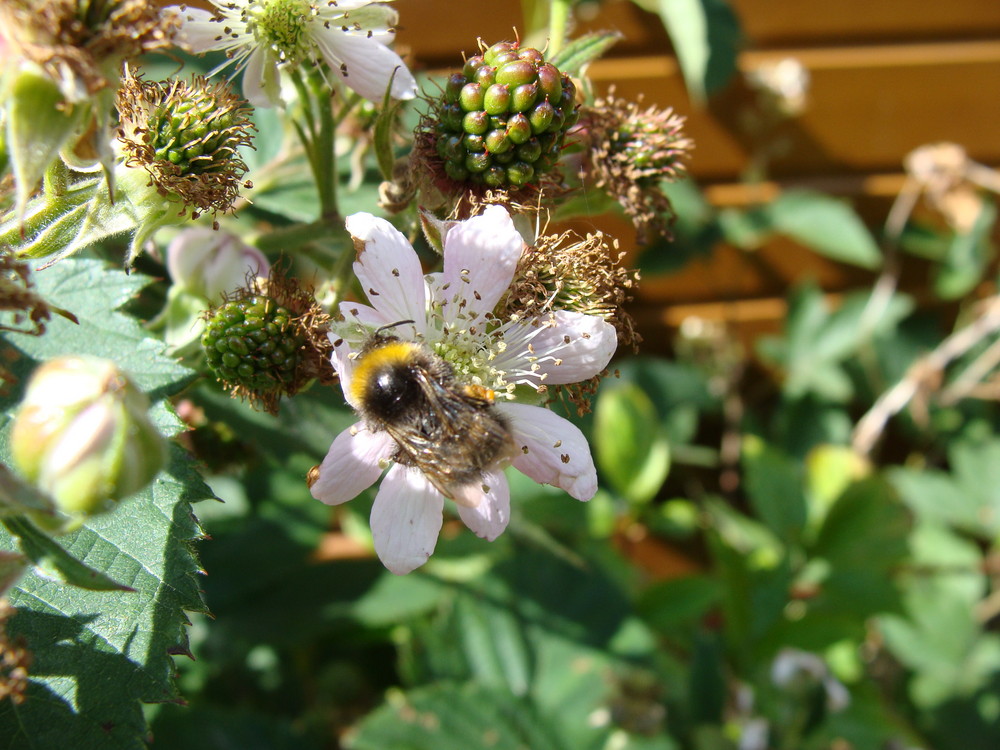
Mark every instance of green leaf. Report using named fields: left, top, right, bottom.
left=933, top=197, right=997, bottom=300
left=547, top=31, right=623, bottom=77
left=879, top=523, right=996, bottom=708
left=804, top=444, right=869, bottom=535
left=0, top=259, right=207, bottom=748
left=717, top=206, right=770, bottom=250
left=767, top=190, right=882, bottom=269
left=759, top=284, right=912, bottom=402
left=348, top=683, right=568, bottom=750
left=808, top=478, right=909, bottom=619
left=637, top=179, right=720, bottom=275
left=6, top=70, right=81, bottom=212
left=2, top=517, right=132, bottom=592
left=654, top=0, right=741, bottom=102
left=0, top=445, right=211, bottom=749
left=593, top=383, right=671, bottom=504
left=741, top=435, right=807, bottom=542
left=352, top=571, right=448, bottom=627
left=10, top=259, right=192, bottom=402
left=890, top=436, right=1000, bottom=539
left=390, top=549, right=630, bottom=749
left=689, top=632, right=726, bottom=724
left=638, top=575, right=723, bottom=631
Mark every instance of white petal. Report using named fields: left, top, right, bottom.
left=168, top=6, right=228, bottom=53
left=310, top=423, right=393, bottom=505
left=345, top=213, right=428, bottom=330
left=370, top=465, right=444, bottom=574
left=241, top=47, right=282, bottom=108
left=314, top=27, right=418, bottom=101
left=436, top=206, right=523, bottom=322
left=456, top=470, right=511, bottom=541
left=500, top=403, right=598, bottom=501
left=329, top=329, right=361, bottom=405
left=499, top=311, right=618, bottom=387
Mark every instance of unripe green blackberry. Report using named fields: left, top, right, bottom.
left=116, top=70, right=254, bottom=218
left=433, top=41, right=577, bottom=189
left=202, top=295, right=303, bottom=394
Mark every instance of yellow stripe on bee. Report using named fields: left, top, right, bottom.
left=350, top=340, right=422, bottom=404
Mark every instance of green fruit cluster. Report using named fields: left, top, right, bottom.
left=146, top=82, right=243, bottom=176
left=202, top=295, right=302, bottom=392
left=434, top=41, right=578, bottom=188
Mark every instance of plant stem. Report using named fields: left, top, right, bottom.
left=325, top=229, right=358, bottom=309
left=310, top=72, right=339, bottom=222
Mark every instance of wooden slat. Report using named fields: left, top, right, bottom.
left=586, top=42, right=1000, bottom=180
left=395, top=0, right=1000, bottom=62
left=731, top=0, right=1000, bottom=46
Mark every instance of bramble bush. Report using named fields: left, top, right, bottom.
left=0, top=1, right=998, bottom=749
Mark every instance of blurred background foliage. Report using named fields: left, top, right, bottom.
left=6, top=0, right=997, bottom=748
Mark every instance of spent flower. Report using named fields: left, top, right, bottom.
left=0, top=0, right=177, bottom=101
left=579, top=91, right=692, bottom=243
left=115, top=68, right=255, bottom=222
left=201, top=267, right=335, bottom=413
left=170, top=0, right=418, bottom=107
left=310, top=205, right=619, bottom=574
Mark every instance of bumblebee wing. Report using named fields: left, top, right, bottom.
left=385, top=369, right=513, bottom=504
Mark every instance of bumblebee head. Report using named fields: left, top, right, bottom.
left=351, top=337, right=427, bottom=422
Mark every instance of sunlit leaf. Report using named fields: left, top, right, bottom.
left=653, top=0, right=741, bottom=102
left=767, top=190, right=882, bottom=269
left=547, top=30, right=623, bottom=77
left=594, top=383, right=670, bottom=505
left=0, top=260, right=207, bottom=748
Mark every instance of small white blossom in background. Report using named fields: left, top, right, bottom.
left=746, top=57, right=810, bottom=118
left=310, top=206, right=618, bottom=574
left=169, top=0, right=418, bottom=107
left=167, top=227, right=270, bottom=301
left=771, top=647, right=850, bottom=712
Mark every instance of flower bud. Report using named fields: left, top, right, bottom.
left=166, top=227, right=269, bottom=301
left=10, top=356, right=165, bottom=518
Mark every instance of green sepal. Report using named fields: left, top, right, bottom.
left=0, top=464, right=56, bottom=519
left=154, top=285, right=213, bottom=356
left=0, top=464, right=57, bottom=520
left=0, top=550, right=27, bottom=598
left=5, top=67, right=84, bottom=214
left=2, top=516, right=134, bottom=592
left=374, top=68, right=406, bottom=182
left=418, top=208, right=448, bottom=254
left=547, top=31, right=623, bottom=77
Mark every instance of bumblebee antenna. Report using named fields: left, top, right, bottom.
left=374, top=319, right=416, bottom=337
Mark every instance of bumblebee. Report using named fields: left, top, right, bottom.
left=349, top=326, right=516, bottom=505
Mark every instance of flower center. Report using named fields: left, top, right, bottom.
left=248, top=0, right=313, bottom=63
left=433, top=324, right=513, bottom=399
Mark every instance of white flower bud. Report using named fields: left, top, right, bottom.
left=10, top=356, right=165, bottom=518
left=166, top=227, right=269, bottom=300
